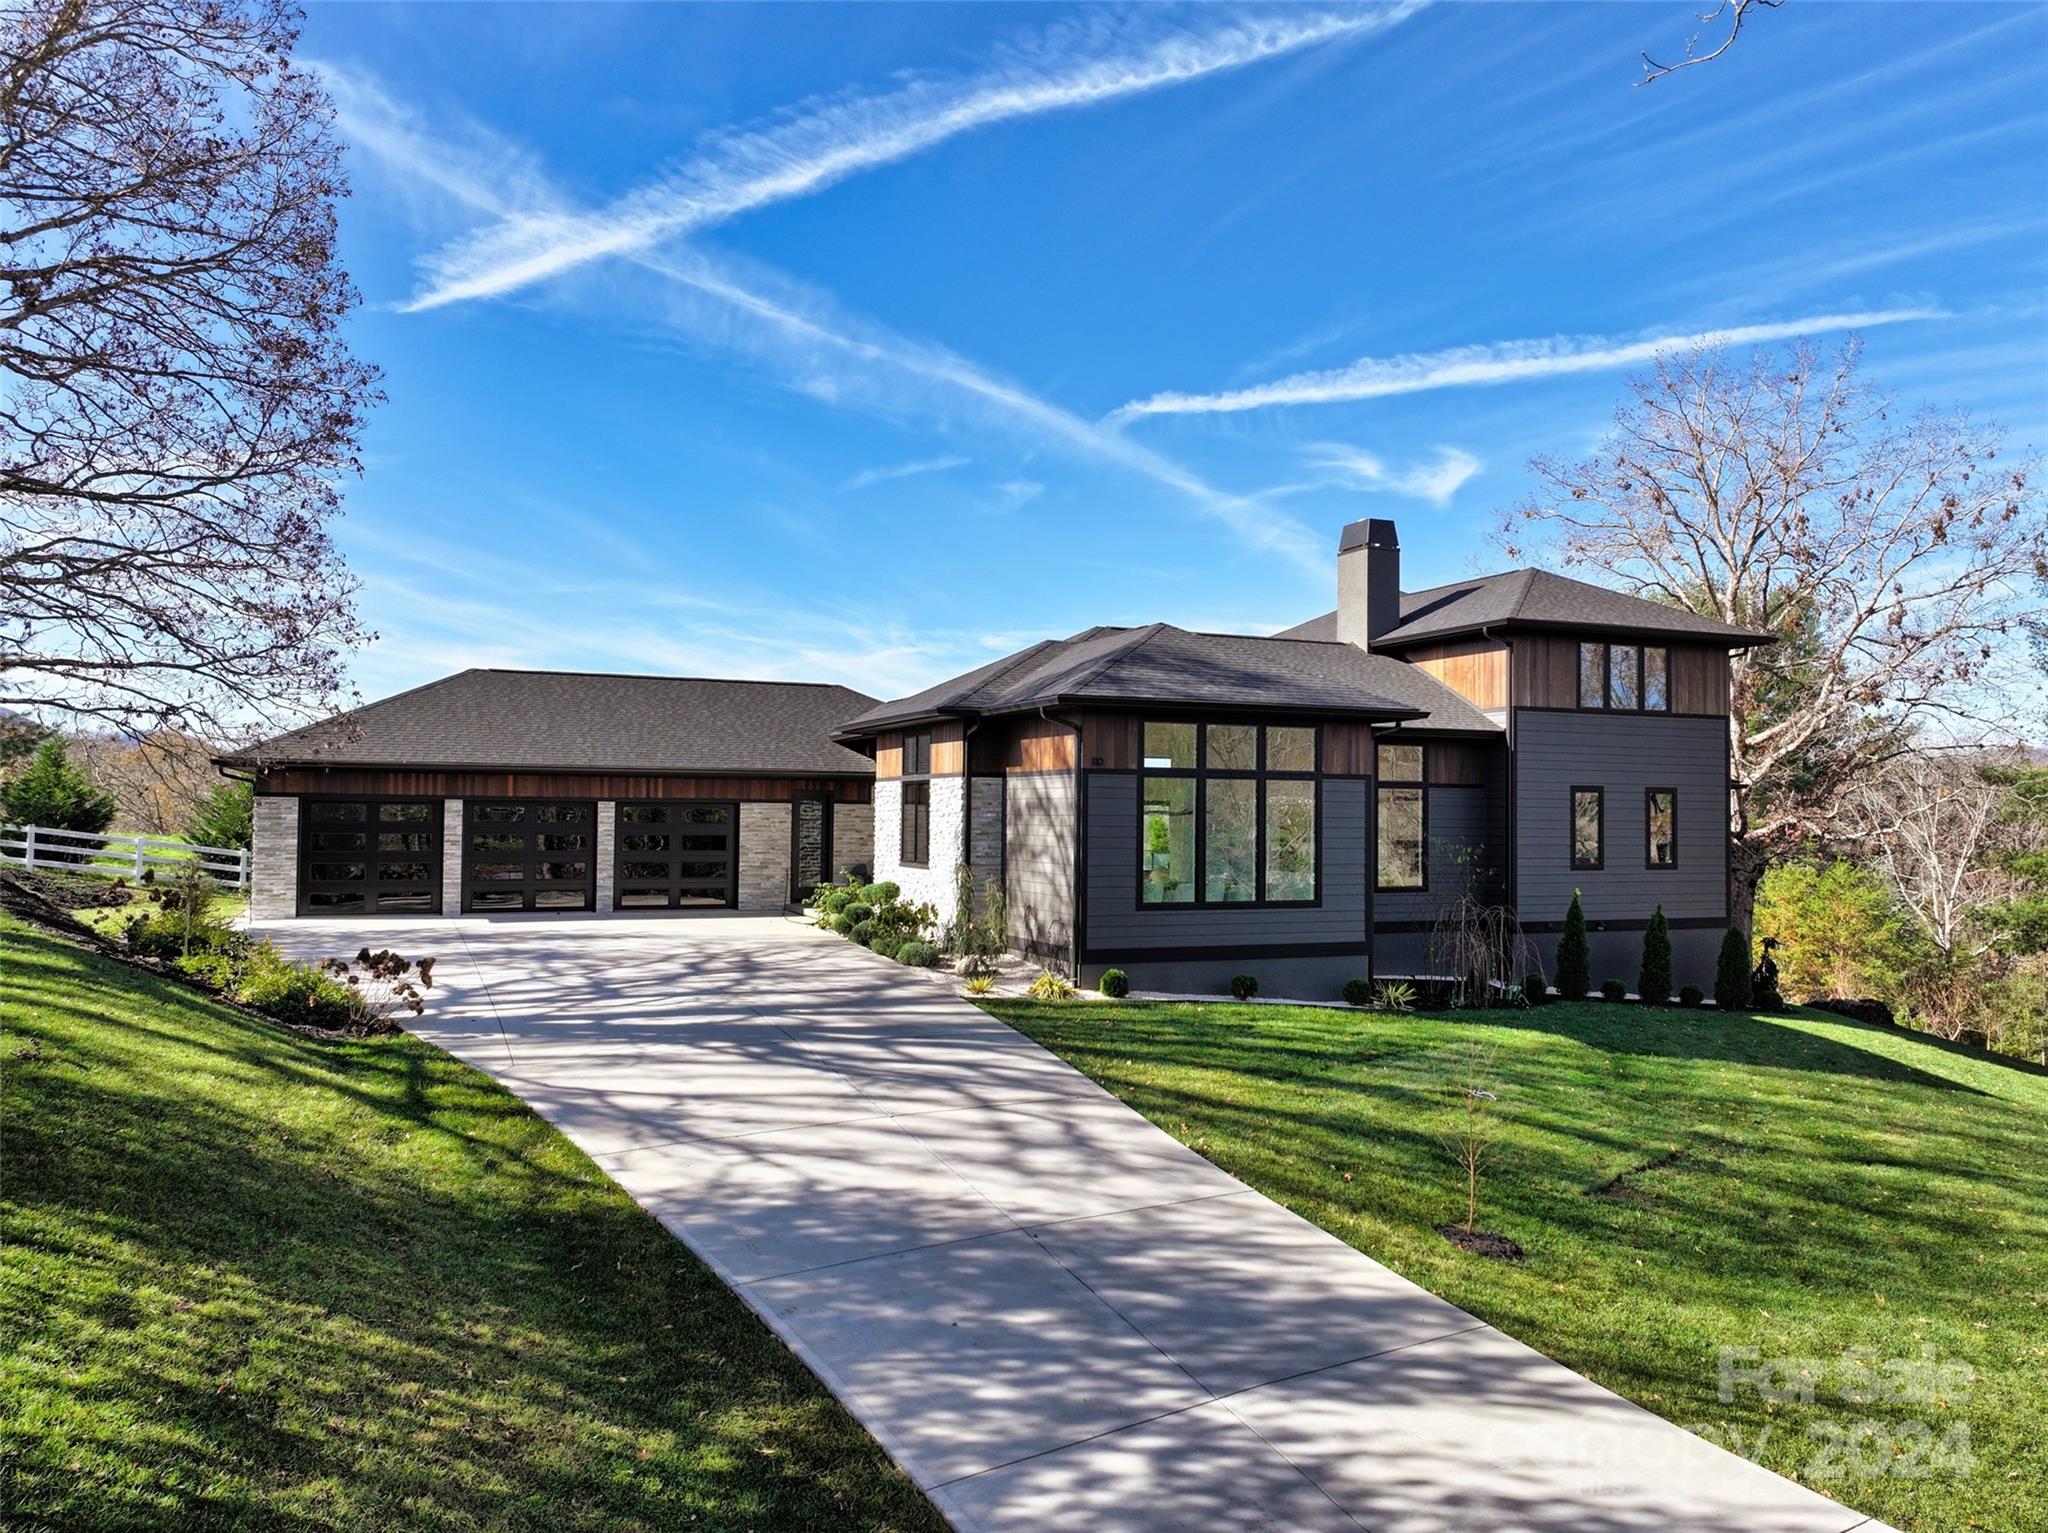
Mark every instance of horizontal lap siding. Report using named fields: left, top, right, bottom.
left=1374, top=785, right=1496, bottom=925
left=1085, top=774, right=1368, bottom=953
left=1513, top=710, right=1727, bottom=925
left=1006, top=771, right=1077, bottom=961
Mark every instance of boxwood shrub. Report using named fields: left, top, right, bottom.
left=849, top=920, right=877, bottom=948
left=842, top=902, right=874, bottom=928
left=1099, top=968, right=1129, bottom=998
left=1341, top=977, right=1372, bottom=1006
left=1601, top=978, right=1627, bottom=1001
left=896, top=941, right=938, bottom=968
left=1229, top=973, right=1259, bottom=1001
left=859, top=882, right=899, bottom=906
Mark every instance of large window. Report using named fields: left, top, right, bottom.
left=898, top=727, right=933, bottom=867
left=1571, top=786, right=1604, bottom=871
left=1577, top=643, right=1670, bottom=712
left=1139, top=721, right=1318, bottom=906
left=1647, top=788, right=1677, bottom=868
left=1376, top=742, right=1426, bottom=891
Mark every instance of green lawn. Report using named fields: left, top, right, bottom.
left=0, top=915, right=943, bottom=1532
left=982, top=995, right=2047, bottom=1533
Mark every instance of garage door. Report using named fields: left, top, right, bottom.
left=614, top=802, right=736, bottom=909
left=298, top=797, right=442, bottom=915
left=463, top=799, right=596, bottom=912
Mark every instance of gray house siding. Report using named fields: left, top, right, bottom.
left=1512, top=708, right=1729, bottom=928
left=1083, top=772, right=1370, bottom=966
left=1005, top=770, right=1077, bottom=965
left=1372, top=784, right=1498, bottom=927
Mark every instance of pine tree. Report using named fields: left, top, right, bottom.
left=0, top=738, right=118, bottom=836
left=1556, top=889, right=1591, bottom=1000
left=1638, top=904, right=1673, bottom=1005
left=1715, top=925, right=1754, bottom=1011
left=186, top=780, right=254, bottom=850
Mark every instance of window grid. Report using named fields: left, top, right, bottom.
left=897, top=727, right=934, bottom=868
left=1576, top=643, right=1671, bottom=713
left=1646, top=788, right=1678, bottom=869
left=1137, top=721, right=1319, bottom=909
left=1375, top=741, right=1427, bottom=892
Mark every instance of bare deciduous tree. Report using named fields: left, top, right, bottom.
left=1500, top=340, right=2047, bottom=927
left=1841, top=752, right=2022, bottom=960
left=1, top=0, right=380, bottom=740
left=1639, top=0, right=1785, bottom=86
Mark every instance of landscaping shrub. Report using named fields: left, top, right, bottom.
left=827, top=913, right=854, bottom=935
left=896, top=941, right=938, bottom=968
left=842, top=902, right=874, bottom=928
left=849, top=920, right=877, bottom=948
left=1751, top=936, right=1785, bottom=1013
left=1229, top=974, right=1259, bottom=1001
left=1637, top=905, right=1672, bottom=1005
left=234, top=943, right=355, bottom=1029
left=1025, top=970, right=1076, bottom=1000
left=125, top=907, right=238, bottom=962
left=869, top=936, right=900, bottom=961
left=859, top=882, right=899, bottom=906
left=1808, top=997, right=1896, bottom=1027
left=1715, top=926, right=1753, bottom=1010
left=1601, top=978, right=1626, bottom=1002
left=0, top=738, right=117, bottom=857
left=185, top=779, right=253, bottom=850
left=1373, top=979, right=1417, bottom=1013
left=1680, top=984, right=1704, bottom=1007
left=1555, top=890, right=1591, bottom=1000
left=1099, top=968, right=1130, bottom=998
left=1342, top=977, right=1373, bottom=1006
left=964, top=974, right=996, bottom=995
left=1522, top=972, right=1546, bottom=1005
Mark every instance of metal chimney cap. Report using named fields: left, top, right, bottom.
left=1338, top=518, right=1399, bottom=553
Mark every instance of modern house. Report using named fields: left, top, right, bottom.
left=227, top=519, right=1769, bottom=998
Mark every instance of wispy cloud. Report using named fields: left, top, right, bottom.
left=401, top=5, right=1418, bottom=310
left=1310, top=444, right=1480, bottom=505
left=995, top=479, right=1046, bottom=509
left=841, top=455, right=970, bottom=492
left=1107, top=308, right=1948, bottom=421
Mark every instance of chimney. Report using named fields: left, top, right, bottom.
left=1336, top=518, right=1401, bottom=648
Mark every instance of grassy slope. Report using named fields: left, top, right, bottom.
left=983, top=996, right=2047, bottom=1533
left=0, top=916, right=943, bottom=1532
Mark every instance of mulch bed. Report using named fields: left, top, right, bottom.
left=1436, top=1223, right=1525, bottom=1260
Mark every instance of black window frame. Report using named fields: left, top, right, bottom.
left=897, top=728, right=933, bottom=868
left=1570, top=785, right=1605, bottom=872
left=1375, top=740, right=1428, bottom=893
left=1578, top=641, right=1673, bottom=713
left=1646, top=787, right=1678, bottom=869
left=1136, top=720, right=1321, bottom=910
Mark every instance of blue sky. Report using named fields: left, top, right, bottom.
left=306, top=1, right=2048, bottom=705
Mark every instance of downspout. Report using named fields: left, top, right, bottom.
left=1481, top=623, right=1515, bottom=912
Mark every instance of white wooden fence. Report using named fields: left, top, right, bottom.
left=0, top=823, right=249, bottom=888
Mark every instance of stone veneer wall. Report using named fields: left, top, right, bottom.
left=594, top=799, right=615, bottom=913
left=249, top=795, right=299, bottom=921
left=738, top=802, right=792, bottom=909
left=831, top=801, right=874, bottom=885
left=440, top=798, right=464, bottom=915
left=968, top=776, right=1004, bottom=912
left=872, top=775, right=967, bottom=924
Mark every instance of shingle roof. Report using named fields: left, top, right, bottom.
left=839, top=624, right=1501, bottom=736
left=1275, top=568, right=1774, bottom=648
left=222, top=670, right=878, bottom=776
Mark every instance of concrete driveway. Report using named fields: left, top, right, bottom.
left=263, top=912, right=1884, bottom=1533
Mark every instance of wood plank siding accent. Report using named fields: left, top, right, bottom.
left=874, top=722, right=965, bottom=778
left=1512, top=636, right=1731, bottom=715
left=1408, top=639, right=1508, bottom=711
left=1324, top=721, right=1374, bottom=776
left=1426, top=741, right=1490, bottom=786
left=1005, top=716, right=1079, bottom=774
left=256, top=768, right=870, bottom=803
left=1076, top=713, right=1137, bottom=770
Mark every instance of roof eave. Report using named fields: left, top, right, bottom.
left=228, top=757, right=876, bottom=779
left=1373, top=617, right=1776, bottom=650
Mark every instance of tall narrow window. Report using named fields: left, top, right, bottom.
left=898, top=726, right=933, bottom=867
left=1608, top=643, right=1641, bottom=709
left=899, top=781, right=930, bottom=865
left=1376, top=742, right=1426, bottom=891
left=1578, top=642, right=1607, bottom=708
left=1647, top=789, right=1677, bottom=868
left=1138, top=721, right=1318, bottom=905
left=1643, top=647, right=1669, bottom=711
left=1571, top=787, right=1604, bottom=871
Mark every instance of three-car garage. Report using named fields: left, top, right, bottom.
left=236, top=670, right=880, bottom=925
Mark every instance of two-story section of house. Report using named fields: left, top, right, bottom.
left=837, top=518, right=1770, bottom=999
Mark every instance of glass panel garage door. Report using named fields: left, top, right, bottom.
left=615, top=802, right=736, bottom=909
left=299, top=798, right=441, bottom=915
left=464, top=800, right=596, bottom=912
